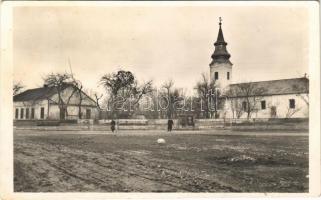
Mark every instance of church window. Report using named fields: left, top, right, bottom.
left=242, top=101, right=247, bottom=111
left=20, top=108, right=24, bottom=119
left=261, top=101, right=266, bottom=110
left=215, top=72, right=219, bottom=80
left=227, top=72, right=230, bottom=80
left=289, top=99, right=295, bottom=109
left=15, top=108, right=19, bottom=119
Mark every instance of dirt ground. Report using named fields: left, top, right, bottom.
left=14, top=129, right=308, bottom=192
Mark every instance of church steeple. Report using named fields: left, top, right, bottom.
left=210, top=17, right=232, bottom=66
left=209, top=17, right=233, bottom=91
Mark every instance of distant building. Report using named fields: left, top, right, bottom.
left=13, top=84, right=99, bottom=120
left=210, top=19, right=309, bottom=119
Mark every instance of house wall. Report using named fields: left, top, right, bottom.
left=223, top=93, right=309, bottom=119
left=47, top=87, right=99, bottom=120
left=14, top=86, right=99, bottom=120
left=13, top=100, right=49, bottom=120
left=48, top=105, right=99, bottom=120
left=49, top=87, right=96, bottom=106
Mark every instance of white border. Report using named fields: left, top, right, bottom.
left=0, top=1, right=320, bottom=199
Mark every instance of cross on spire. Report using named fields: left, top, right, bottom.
left=210, top=17, right=232, bottom=66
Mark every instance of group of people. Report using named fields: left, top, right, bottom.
left=110, top=119, right=174, bottom=133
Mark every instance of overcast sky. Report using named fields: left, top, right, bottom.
left=13, top=4, right=309, bottom=94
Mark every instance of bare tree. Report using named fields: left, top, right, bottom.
left=43, top=73, right=77, bottom=120
left=100, top=70, right=153, bottom=118
left=162, top=80, right=174, bottom=119
left=13, top=82, right=24, bottom=96
left=73, top=79, right=84, bottom=119
left=131, top=80, right=153, bottom=110
left=292, top=77, right=309, bottom=106
left=94, top=93, right=103, bottom=110
left=230, top=82, right=266, bottom=119
left=194, top=73, right=219, bottom=119
left=285, top=107, right=301, bottom=118
left=160, top=80, right=187, bottom=119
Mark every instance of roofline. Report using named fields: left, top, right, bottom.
left=69, top=84, right=97, bottom=105
left=229, top=77, right=309, bottom=86
left=222, top=91, right=309, bottom=99
left=13, top=84, right=97, bottom=104
left=13, top=85, right=58, bottom=102
left=49, top=102, right=97, bottom=108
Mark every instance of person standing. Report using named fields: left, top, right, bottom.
left=111, top=119, right=116, bottom=133
left=167, top=119, right=174, bottom=132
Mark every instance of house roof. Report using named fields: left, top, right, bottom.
left=14, top=86, right=60, bottom=102
left=13, top=83, right=93, bottom=102
left=227, top=77, right=309, bottom=97
left=14, top=83, right=98, bottom=105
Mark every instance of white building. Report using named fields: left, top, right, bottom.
left=13, top=84, right=99, bottom=121
left=209, top=19, right=309, bottom=119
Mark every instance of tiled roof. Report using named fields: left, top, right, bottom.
left=228, top=77, right=309, bottom=97
left=13, top=84, right=69, bottom=102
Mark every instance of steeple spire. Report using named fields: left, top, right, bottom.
left=210, top=17, right=232, bottom=65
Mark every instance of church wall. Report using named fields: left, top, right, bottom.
left=224, top=93, right=309, bottom=119
left=210, top=63, right=232, bottom=90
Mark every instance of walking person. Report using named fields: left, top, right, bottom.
left=167, top=119, right=174, bottom=132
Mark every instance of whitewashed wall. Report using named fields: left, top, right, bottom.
left=210, top=63, right=232, bottom=90
left=48, top=104, right=99, bottom=120
left=223, top=93, right=309, bottom=119
left=13, top=99, right=49, bottom=120
left=49, top=87, right=96, bottom=107
left=14, top=86, right=99, bottom=120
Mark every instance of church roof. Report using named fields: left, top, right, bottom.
left=214, top=23, right=227, bottom=46
left=227, top=77, right=309, bottom=97
left=210, top=18, right=232, bottom=65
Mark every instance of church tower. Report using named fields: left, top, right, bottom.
left=209, top=18, right=233, bottom=91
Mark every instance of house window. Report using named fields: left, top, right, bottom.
left=15, top=108, right=19, bottom=119
left=227, top=72, right=230, bottom=80
left=261, top=101, right=266, bottom=110
left=40, top=107, right=45, bottom=119
left=289, top=99, right=295, bottom=109
left=242, top=101, right=247, bottom=111
left=26, top=108, right=29, bottom=119
left=31, top=108, right=35, bottom=119
left=20, top=108, right=24, bottom=119
left=215, top=72, right=219, bottom=80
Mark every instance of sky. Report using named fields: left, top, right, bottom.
left=13, top=4, right=310, bottom=95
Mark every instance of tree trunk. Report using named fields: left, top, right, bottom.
left=78, top=105, right=82, bottom=119
left=59, top=107, right=66, bottom=120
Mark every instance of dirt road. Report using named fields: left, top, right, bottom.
left=14, top=130, right=308, bottom=192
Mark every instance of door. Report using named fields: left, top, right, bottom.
left=86, top=109, right=91, bottom=119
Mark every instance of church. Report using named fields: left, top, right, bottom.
left=210, top=19, right=309, bottom=119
